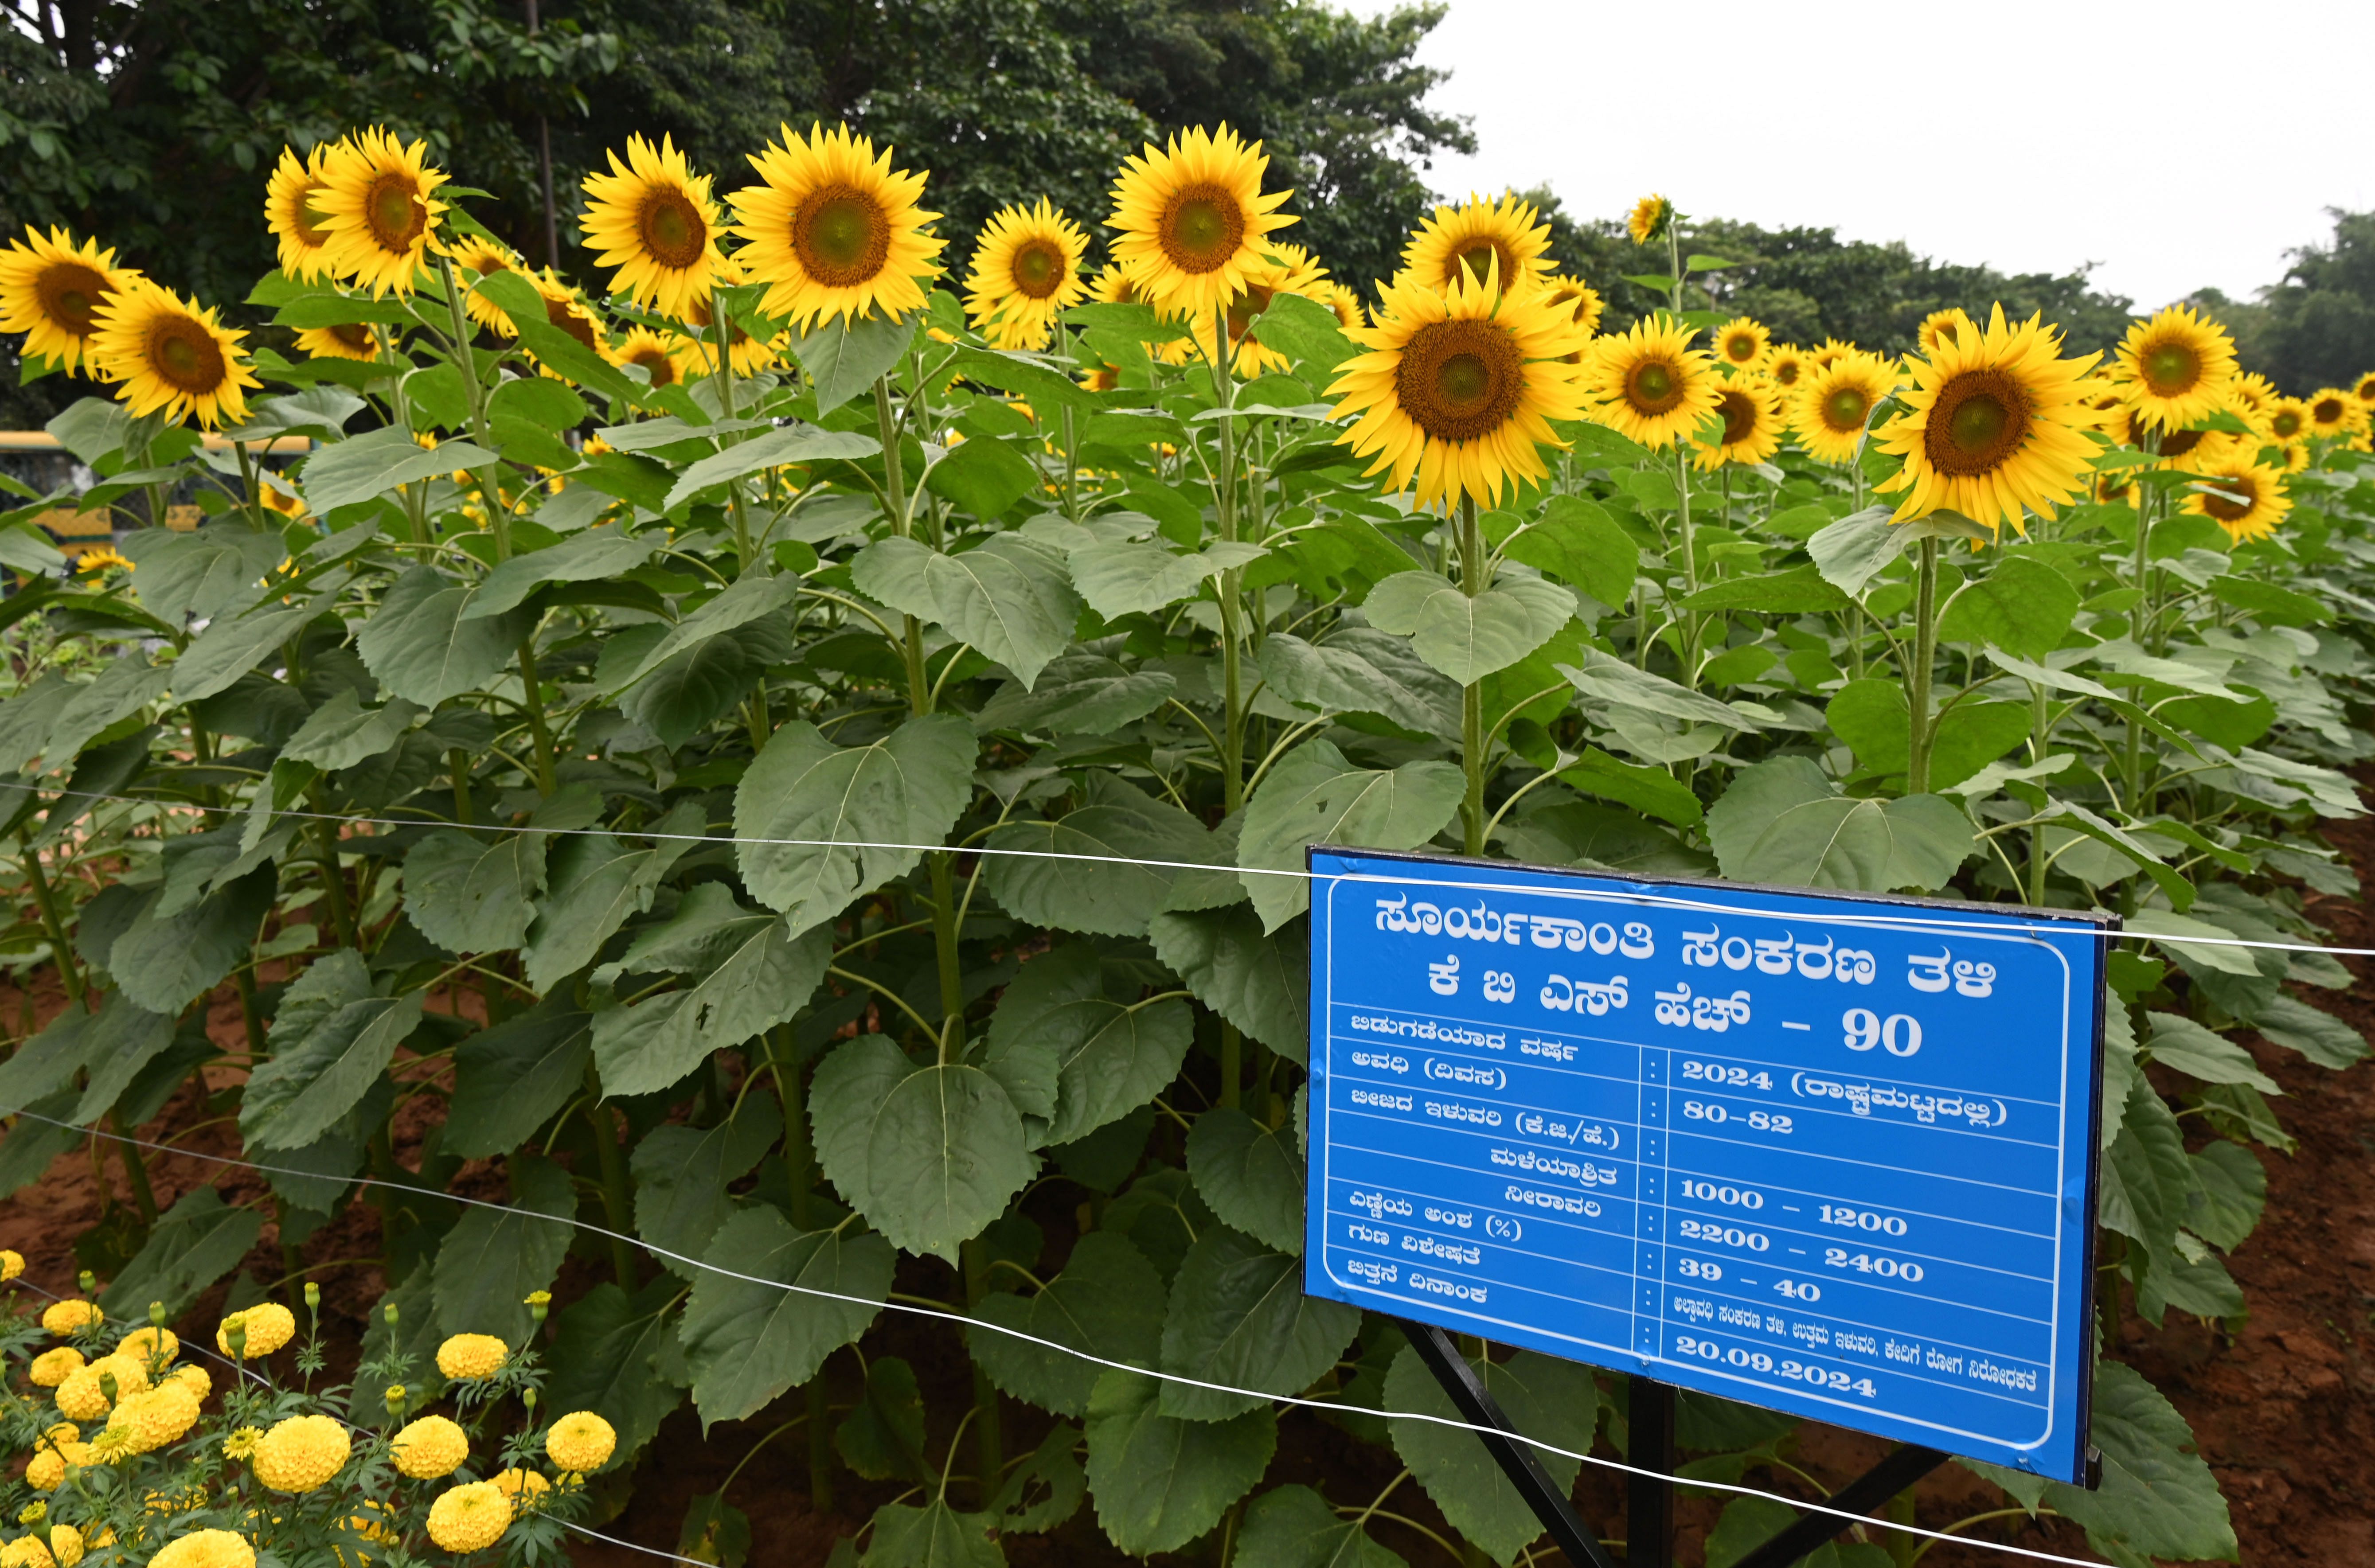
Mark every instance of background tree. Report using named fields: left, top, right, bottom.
left=2203, top=209, right=2375, bottom=394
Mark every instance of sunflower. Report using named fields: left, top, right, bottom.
left=1399, top=191, right=1553, bottom=296
left=1626, top=194, right=1671, bottom=246
left=1872, top=304, right=2103, bottom=536
left=1538, top=276, right=1602, bottom=348
left=2111, top=304, right=2236, bottom=432
left=1809, top=338, right=1856, bottom=370
left=2268, top=438, right=2310, bottom=473
left=1109, top=124, right=1296, bottom=320
left=2182, top=452, right=2291, bottom=544
left=87, top=281, right=259, bottom=429
left=1581, top=316, right=1720, bottom=450
left=1316, top=280, right=1367, bottom=333
left=264, top=144, right=345, bottom=284
left=312, top=127, right=448, bottom=297
left=2264, top=396, right=2311, bottom=443
left=1328, top=262, right=1591, bottom=509
left=1916, top=307, right=1975, bottom=357
left=293, top=322, right=383, bottom=362
left=1692, top=379, right=1784, bottom=471
left=732, top=121, right=943, bottom=329
left=1712, top=316, right=1770, bottom=374
left=1792, top=351, right=1901, bottom=464
left=612, top=327, right=681, bottom=390
left=964, top=199, right=1090, bottom=350
left=578, top=133, right=724, bottom=320
left=517, top=270, right=610, bottom=380
left=438, top=234, right=523, bottom=335
left=2093, top=468, right=2137, bottom=507
left=1181, top=241, right=1328, bottom=377
left=670, top=263, right=785, bottom=379
left=0, top=227, right=129, bottom=374
left=2228, top=370, right=2277, bottom=419
left=2305, top=386, right=2362, bottom=437
left=1766, top=345, right=1809, bottom=390
left=1088, top=264, right=1144, bottom=307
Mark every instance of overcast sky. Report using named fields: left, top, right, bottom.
left=1336, top=0, right=2375, bottom=310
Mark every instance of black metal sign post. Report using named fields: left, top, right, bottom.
left=1397, top=1325, right=1967, bottom=1567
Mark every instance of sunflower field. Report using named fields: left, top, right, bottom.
left=0, top=113, right=2368, bottom=1568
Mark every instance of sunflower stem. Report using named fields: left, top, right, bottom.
left=710, top=296, right=757, bottom=571
left=430, top=253, right=510, bottom=562
left=1906, top=538, right=1940, bottom=795
left=1459, top=494, right=1488, bottom=856
left=18, top=833, right=86, bottom=1011
left=1210, top=303, right=1247, bottom=814
left=1673, top=445, right=1701, bottom=689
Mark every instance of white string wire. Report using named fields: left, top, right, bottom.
left=20, top=783, right=2375, bottom=962
left=3, top=1110, right=2106, bottom=1567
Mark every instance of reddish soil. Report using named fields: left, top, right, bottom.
left=4, top=813, right=2372, bottom=1568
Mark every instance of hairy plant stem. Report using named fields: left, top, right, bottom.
left=961, top=1235, right=1004, bottom=1507
left=582, top=1062, right=638, bottom=1289
left=1673, top=445, right=1701, bottom=689
left=430, top=254, right=510, bottom=562
left=19, top=835, right=85, bottom=1009
left=1210, top=308, right=1249, bottom=1108
left=2026, top=679, right=2053, bottom=904
left=516, top=640, right=559, bottom=796
left=1906, top=538, right=1940, bottom=794
left=710, top=300, right=757, bottom=569
left=109, top=1111, right=157, bottom=1224
left=1459, top=495, right=1488, bottom=856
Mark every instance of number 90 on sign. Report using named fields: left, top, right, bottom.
left=1842, top=1008, right=1922, bottom=1055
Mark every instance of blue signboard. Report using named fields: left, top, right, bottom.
left=1304, top=847, right=2109, bottom=1482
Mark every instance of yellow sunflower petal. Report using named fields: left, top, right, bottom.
left=730, top=121, right=943, bottom=330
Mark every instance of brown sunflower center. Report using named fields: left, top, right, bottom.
left=2141, top=339, right=2200, bottom=396
left=1821, top=385, right=1872, bottom=433
left=328, top=322, right=374, bottom=352
left=544, top=295, right=602, bottom=354
left=145, top=315, right=227, bottom=394
left=637, top=189, right=708, bottom=270
left=1715, top=389, right=1757, bottom=447
left=1226, top=283, right=1279, bottom=341
left=35, top=262, right=112, bottom=337
left=2312, top=396, right=2345, bottom=424
left=1923, top=367, right=2030, bottom=478
left=624, top=344, right=677, bottom=387
left=1930, top=320, right=1962, bottom=350
left=1009, top=240, right=1066, bottom=300
left=1625, top=356, right=1685, bottom=416
left=295, top=185, right=335, bottom=248
left=2158, top=427, right=2204, bottom=460
left=2271, top=408, right=2303, bottom=438
left=1156, top=184, right=1246, bottom=276
left=1451, top=240, right=1510, bottom=288
left=1395, top=317, right=1525, bottom=443
left=794, top=185, right=892, bottom=287
left=1722, top=333, right=1757, bottom=364
left=2201, top=473, right=2258, bottom=523
left=364, top=173, right=426, bottom=254
left=1772, top=359, right=1801, bottom=387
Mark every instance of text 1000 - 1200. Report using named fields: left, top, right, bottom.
left=1303, top=848, right=2109, bottom=1482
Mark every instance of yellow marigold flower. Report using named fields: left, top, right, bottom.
left=426, top=1481, right=513, bottom=1553
left=251, top=1414, right=350, bottom=1493
left=28, top=1349, right=83, bottom=1388
left=0, top=1251, right=22, bottom=1282
left=39, top=1302, right=100, bottom=1337
left=144, top=1486, right=206, bottom=1515
left=55, top=1353, right=146, bottom=1422
left=24, top=1441, right=93, bottom=1490
left=148, top=1529, right=255, bottom=1568
left=117, top=1327, right=177, bottom=1367
left=491, top=1469, right=550, bottom=1507
left=435, top=1334, right=508, bottom=1381
left=12, top=1506, right=39, bottom=1526
left=221, top=1427, right=261, bottom=1460
left=0, top=1522, right=82, bottom=1567
left=104, top=1381, right=201, bottom=1455
left=391, top=1415, right=470, bottom=1480
left=545, top=1410, right=617, bottom=1473
left=163, top=1363, right=211, bottom=1402
left=216, top=1304, right=295, bottom=1360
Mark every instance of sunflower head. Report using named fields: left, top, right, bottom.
left=1809, top=338, right=1856, bottom=370
left=1692, top=379, right=1783, bottom=471
left=581, top=133, right=724, bottom=320
left=1398, top=190, right=1554, bottom=296
left=1713, top=316, right=1770, bottom=374
left=293, top=321, right=383, bottom=363
left=964, top=198, right=1090, bottom=350
left=1536, top=277, right=1602, bottom=355
left=1791, top=350, right=1903, bottom=465
left=440, top=234, right=523, bottom=334
left=1088, top=264, right=1143, bottom=307
left=2111, top=304, right=2237, bottom=432
left=672, top=266, right=786, bottom=380
left=1327, top=261, right=1591, bottom=509
left=87, top=281, right=259, bottom=430
left=1317, top=280, right=1368, bottom=333
left=612, top=326, right=681, bottom=390
left=2263, top=397, right=2310, bottom=443
left=732, top=121, right=944, bottom=330
left=1873, top=303, right=2104, bottom=537
left=0, top=227, right=131, bottom=374
left=312, top=127, right=449, bottom=298
left=1108, top=124, right=1297, bottom=320
left=265, top=143, right=346, bottom=284
left=1626, top=194, right=1671, bottom=247
left=2182, top=452, right=2291, bottom=545
left=1182, top=241, right=1328, bottom=378
left=1581, top=315, right=1721, bottom=451
left=517, top=270, right=612, bottom=381
left=2228, top=370, right=2277, bottom=417
left=1915, top=307, right=1974, bottom=358
left=2306, top=387, right=2363, bottom=436
left=1766, top=346, right=1808, bottom=390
